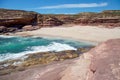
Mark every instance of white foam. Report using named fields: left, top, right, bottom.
left=0, top=42, right=76, bottom=62
left=0, top=35, right=15, bottom=38
left=31, top=42, right=77, bottom=52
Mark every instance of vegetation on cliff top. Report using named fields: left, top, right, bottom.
left=0, top=8, right=120, bottom=19
left=0, top=8, right=38, bottom=19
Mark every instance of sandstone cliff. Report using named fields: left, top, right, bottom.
left=0, top=8, right=38, bottom=27
left=0, top=8, right=38, bottom=33
left=37, top=15, right=63, bottom=26
left=0, top=8, right=120, bottom=33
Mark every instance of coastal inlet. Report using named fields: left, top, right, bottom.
left=0, top=35, right=95, bottom=75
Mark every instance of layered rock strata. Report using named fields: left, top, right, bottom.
left=0, top=9, right=120, bottom=33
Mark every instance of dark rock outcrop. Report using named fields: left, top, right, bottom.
left=0, top=9, right=38, bottom=27
left=0, top=26, right=17, bottom=33
left=0, top=8, right=38, bottom=32
left=0, top=26, right=7, bottom=33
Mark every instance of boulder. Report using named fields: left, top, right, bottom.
left=32, top=26, right=41, bottom=29
left=22, top=25, right=34, bottom=31
left=0, top=26, right=7, bottom=33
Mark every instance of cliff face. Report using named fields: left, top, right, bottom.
left=0, top=9, right=38, bottom=27
left=37, top=15, right=63, bottom=26
left=0, top=8, right=120, bottom=33
left=73, top=11, right=120, bottom=27
left=0, top=9, right=38, bottom=33
left=38, top=10, right=120, bottom=27
left=35, top=10, right=120, bottom=28
left=0, top=9, right=64, bottom=33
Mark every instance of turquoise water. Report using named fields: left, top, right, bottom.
left=0, top=35, right=93, bottom=61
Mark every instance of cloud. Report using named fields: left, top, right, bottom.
left=35, top=3, right=108, bottom=9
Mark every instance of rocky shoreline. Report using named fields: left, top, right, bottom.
left=0, top=39, right=120, bottom=80
left=0, top=46, right=94, bottom=76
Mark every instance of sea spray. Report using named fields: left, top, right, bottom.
left=0, top=35, right=93, bottom=61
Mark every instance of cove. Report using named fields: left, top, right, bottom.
left=0, top=35, right=93, bottom=61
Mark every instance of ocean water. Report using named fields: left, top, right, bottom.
left=0, top=35, right=93, bottom=61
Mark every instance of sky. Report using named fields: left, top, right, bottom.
left=0, top=0, right=120, bottom=14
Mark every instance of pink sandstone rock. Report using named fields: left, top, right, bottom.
left=61, top=39, right=120, bottom=80
left=0, top=39, right=120, bottom=80
left=89, top=39, right=120, bottom=80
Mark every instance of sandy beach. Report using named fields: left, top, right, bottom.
left=15, top=25, right=120, bottom=43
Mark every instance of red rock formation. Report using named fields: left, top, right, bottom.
left=74, top=18, right=89, bottom=24
left=61, top=39, right=120, bottom=80
left=89, top=39, right=120, bottom=80
left=0, top=9, right=37, bottom=27
left=56, top=16, right=75, bottom=24
left=0, top=39, right=120, bottom=80
left=37, top=16, right=63, bottom=27
left=0, top=8, right=120, bottom=32
left=0, top=9, right=38, bottom=32
left=74, top=18, right=120, bottom=27
left=42, top=17, right=63, bottom=26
